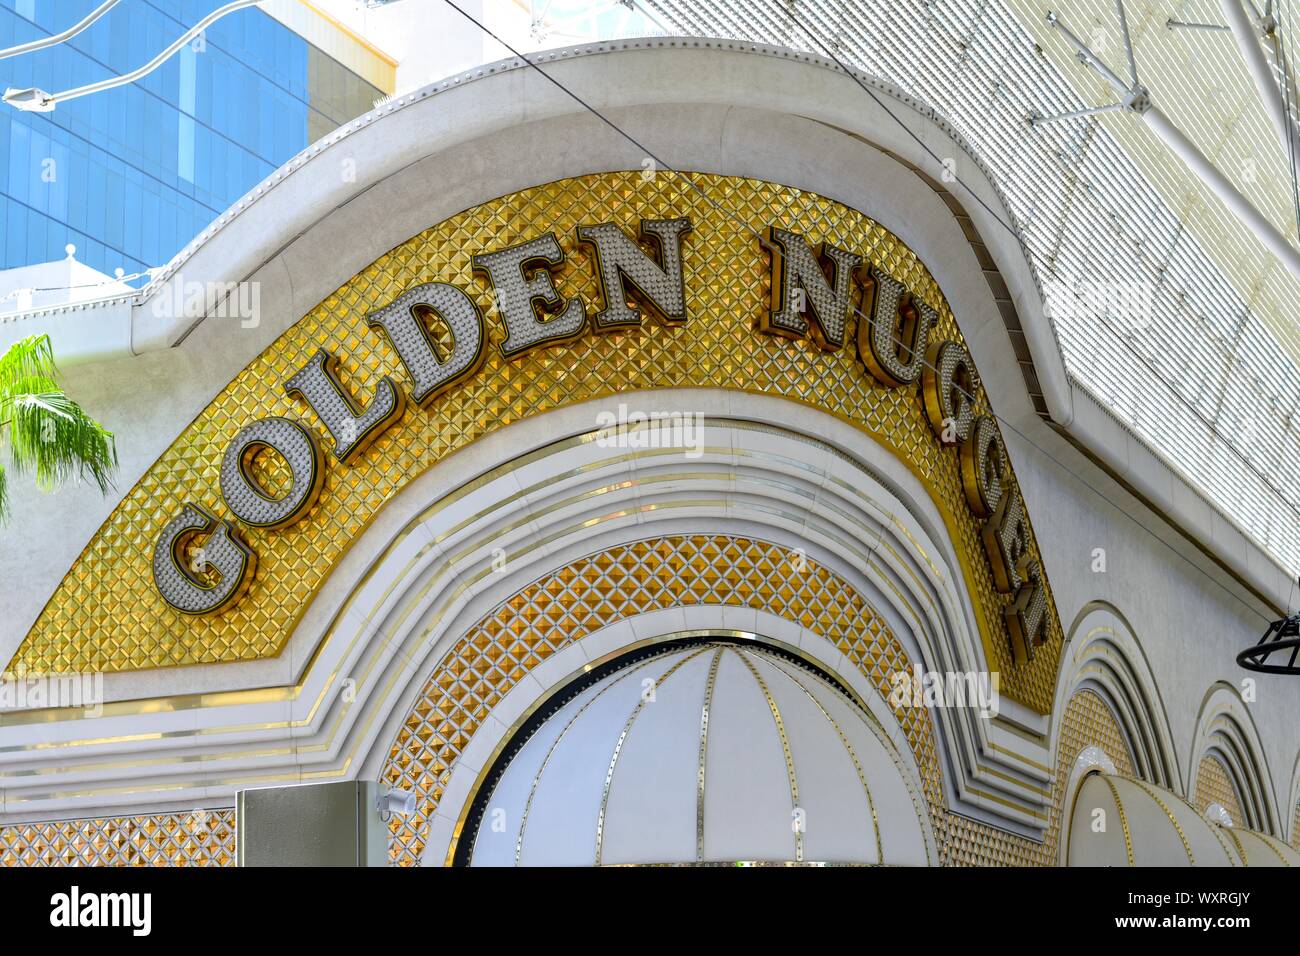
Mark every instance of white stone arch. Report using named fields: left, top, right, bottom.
left=1188, top=682, right=1279, bottom=835
left=338, top=392, right=1053, bottom=836
left=0, top=392, right=1046, bottom=827
left=1286, top=752, right=1300, bottom=846
left=1049, top=600, right=1180, bottom=790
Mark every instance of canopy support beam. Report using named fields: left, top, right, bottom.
left=1042, top=6, right=1300, bottom=282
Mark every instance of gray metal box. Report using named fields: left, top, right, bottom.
left=237, top=780, right=389, bottom=866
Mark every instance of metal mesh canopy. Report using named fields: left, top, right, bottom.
left=598, top=0, right=1300, bottom=577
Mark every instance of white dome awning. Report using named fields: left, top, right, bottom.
left=1068, top=773, right=1295, bottom=866
left=466, top=640, right=932, bottom=866
left=1217, top=823, right=1300, bottom=867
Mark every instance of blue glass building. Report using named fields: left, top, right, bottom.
left=0, top=0, right=387, bottom=278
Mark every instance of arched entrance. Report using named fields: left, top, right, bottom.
left=451, top=636, right=933, bottom=867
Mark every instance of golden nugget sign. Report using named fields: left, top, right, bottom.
left=152, top=215, right=1048, bottom=664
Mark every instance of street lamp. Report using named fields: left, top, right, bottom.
left=3, top=0, right=260, bottom=113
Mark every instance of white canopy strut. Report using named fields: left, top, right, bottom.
left=1219, top=0, right=1300, bottom=191
left=1034, top=3, right=1300, bottom=283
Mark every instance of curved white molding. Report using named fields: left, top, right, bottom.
left=0, top=394, right=1048, bottom=833
left=1188, top=682, right=1279, bottom=835
left=1049, top=601, right=1180, bottom=790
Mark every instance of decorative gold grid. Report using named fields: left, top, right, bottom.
left=0, top=809, right=235, bottom=867
left=380, top=533, right=1119, bottom=867
left=12, top=172, right=1061, bottom=710
left=1195, top=753, right=1246, bottom=825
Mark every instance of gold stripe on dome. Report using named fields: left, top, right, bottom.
left=734, top=648, right=804, bottom=863
left=593, top=647, right=711, bottom=866
left=1124, top=775, right=1195, bottom=865
left=696, top=648, right=724, bottom=864
left=757, top=650, right=885, bottom=865
left=513, top=655, right=663, bottom=867
left=1163, top=782, right=1241, bottom=864
left=1098, top=775, right=1135, bottom=867
left=12, top=173, right=1062, bottom=710
left=1250, top=830, right=1294, bottom=865
left=1217, top=816, right=1251, bottom=864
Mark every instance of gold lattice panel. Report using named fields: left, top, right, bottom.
left=1293, top=804, right=1300, bottom=850
left=1195, top=753, right=1246, bottom=825
left=14, top=172, right=1062, bottom=709
left=0, top=809, right=235, bottom=867
left=380, top=533, right=1121, bottom=867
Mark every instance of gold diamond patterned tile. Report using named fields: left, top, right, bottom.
left=14, top=173, right=1061, bottom=714
left=0, top=809, right=236, bottom=867
left=1194, top=753, right=1246, bottom=824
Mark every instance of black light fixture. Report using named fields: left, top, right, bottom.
left=1237, top=582, right=1300, bottom=675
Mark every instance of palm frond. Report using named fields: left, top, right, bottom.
left=0, top=334, right=117, bottom=522
left=0, top=334, right=58, bottom=392
left=5, top=390, right=117, bottom=491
